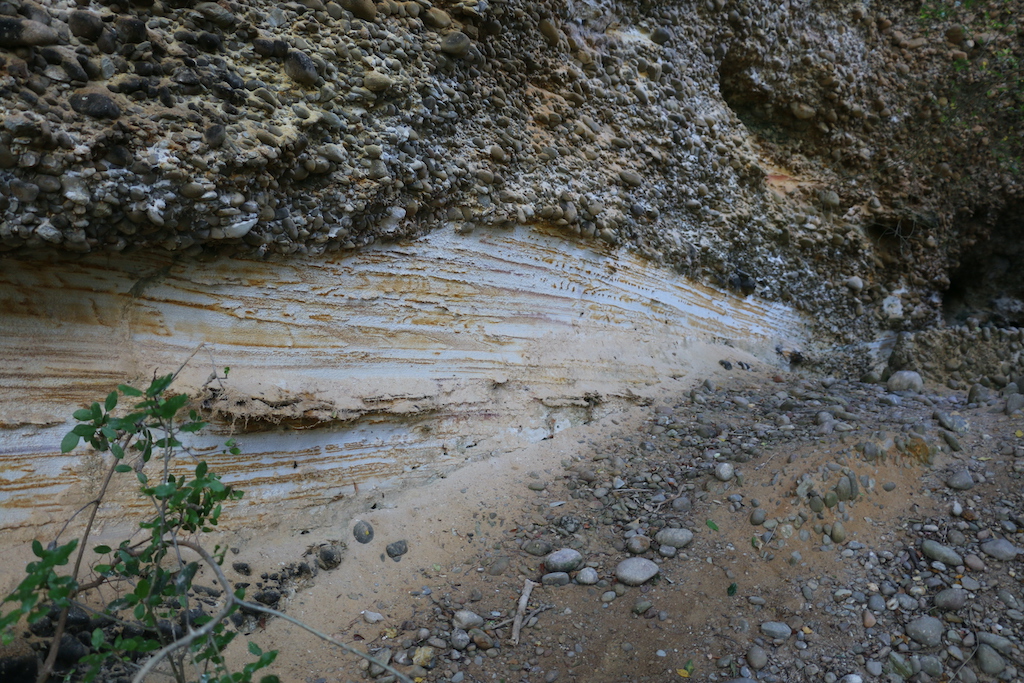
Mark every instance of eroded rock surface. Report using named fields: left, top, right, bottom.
left=0, top=0, right=1021, bottom=349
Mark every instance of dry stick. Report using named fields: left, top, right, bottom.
left=509, top=579, right=538, bottom=645
left=131, top=540, right=412, bottom=683
left=37, top=454, right=123, bottom=683
left=492, top=604, right=552, bottom=631
left=950, top=645, right=979, bottom=681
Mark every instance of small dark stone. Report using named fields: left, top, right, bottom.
left=353, top=520, right=374, bottom=544
left=205, top=124, right=226, bottom=148
left=62, top=59, right=89, bottom=83
left=62, top=605, right=91, bottom=633
left=97, top=29, right=118, bottom=54
left=317, top=544, right=344, bottom=569
left=252, top=37, right=275, bottom=57
left=522, top=539, right=553, bottom=556
left=651, top=26, right=673, bottom=44
left=56, top=634, right=88, bottom=664
left=5, top=115, right=41, bottom=137
left=40, top=47, right=62, bottom=65
left=0, top=144, right=18, bottom=169
left=104, top=145, right=133, bottom=167
left=254, top=590, right=280, bottom=606
left=284, top=49, right=318, bottom=86
left=69, top=11, right=104, bottom=42
left=232, top=561, right=252, bottom=576
left=69, top=91, right=121, bottom=119
left=0, top=17, right=58, bottom=48
left=115, top=17, right=148, bottom=44
left=439, top=31, right=471, bottom=57
left=28, top=615, right=54, bottom=638
left=344, top=0, right=378, bottom=21
left=156, top=619, right=184, bottom=641
left=197, top=32, right=222, bottom=52
left=386, top=539, right=409, bottom=559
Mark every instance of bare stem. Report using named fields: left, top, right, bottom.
left=131, top=540, right=412, bottom=683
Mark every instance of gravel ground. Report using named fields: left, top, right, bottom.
left=244, top=364, right=1024, bottom=683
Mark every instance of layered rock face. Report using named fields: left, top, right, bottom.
left=1, top=0, right=1023, bottom=532
left=0, top=0, right=1020, bottom=340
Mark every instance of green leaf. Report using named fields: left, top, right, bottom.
left=157, top=393, right=190, bottom=419
left=72, top=424, right=96, bottom=437
left=146, top=374, right=174, bottom=398
left=60, top=431, right=80, bottom=453
left=136, top=471, right=148, bottom=485
left=73, top=408, right=94, bottom=421
left=180, top=421, right=207, bottom=433
left=114, top=464, right=132, bottom=473
left=153, top=483, right=176, bottom=499
left=196, top=461, right=208, bottom=478
left=105, top=391, right=118, bottom=412
left=93, top=545, right=111, bottom=554
left=110, top=443, right=124, bottom=460
left=118, top=384, right=143, bottom=397
left=727, top=582, right=737, bottom=596
left=259, top=676, right=281, bottom=683
left=249, top=641, right=263, bottom=656
left=90, top=402, right=103, bottom=422
left=705, top=519, right=719, bottom=532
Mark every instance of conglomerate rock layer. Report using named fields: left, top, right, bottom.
left=0, top=0, right=1022, bottom=349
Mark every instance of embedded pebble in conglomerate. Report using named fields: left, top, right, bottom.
left=1, top=0, right=1022, bottom=360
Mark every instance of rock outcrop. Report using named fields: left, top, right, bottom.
left=0, top=0, right=1020, bottom=346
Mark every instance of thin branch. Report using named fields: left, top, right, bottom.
left=131, top=540, right=413, bottom=683
left=950, top=645, right=979, bottom=681
left=510, top=579, right=538, bottom=645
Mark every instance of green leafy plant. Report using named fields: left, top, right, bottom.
left=1, top=363, right=410, bottom=683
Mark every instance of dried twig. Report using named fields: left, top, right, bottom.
left=509, top=579, right=538, bottom=645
